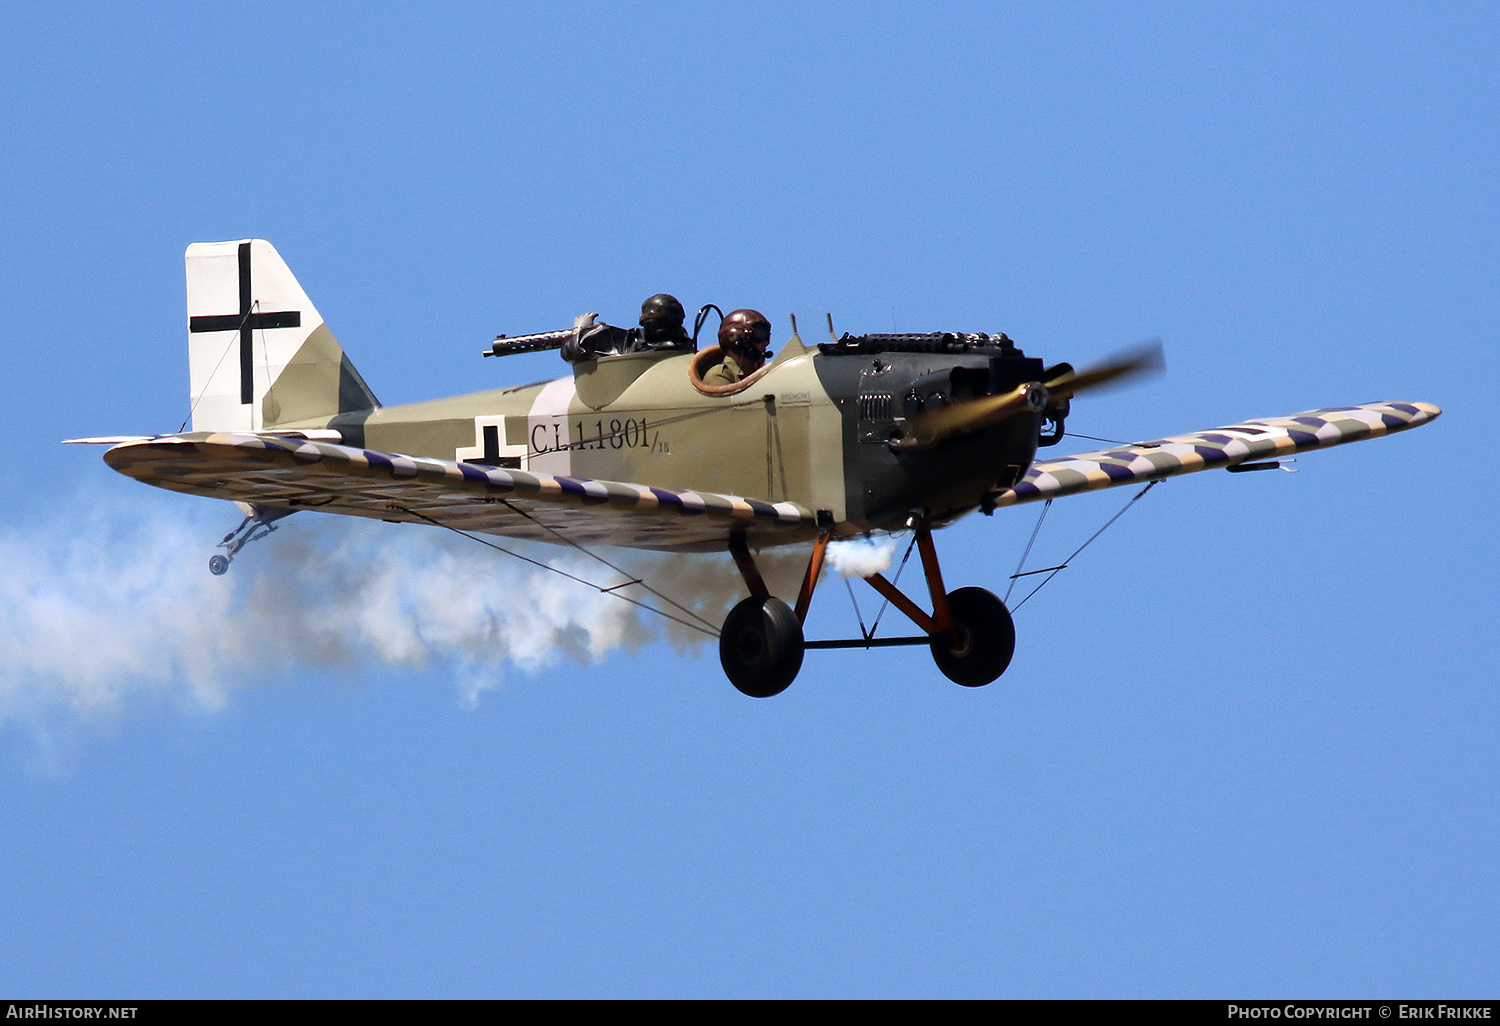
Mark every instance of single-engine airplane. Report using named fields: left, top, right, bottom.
left=71, top=240, right=1442, bottom=697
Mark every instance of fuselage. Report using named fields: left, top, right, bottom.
left=281, top=333, right=1049, bottom=542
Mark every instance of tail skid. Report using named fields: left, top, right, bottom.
left=207, top=503, right=296, bottom=575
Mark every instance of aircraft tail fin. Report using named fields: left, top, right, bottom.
left=186, top=239, right=378, bottom=433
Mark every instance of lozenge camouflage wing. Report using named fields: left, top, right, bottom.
left=989, top=400, right=1441, bottom=508
left=103, top=433, right=820, bottom=552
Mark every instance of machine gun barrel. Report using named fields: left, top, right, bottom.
left=482, top=327, right=574, bottom=357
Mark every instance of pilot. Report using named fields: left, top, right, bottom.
left=561, top=294, right=694, bottom=362
left=635, top=293, right=694, bottom=352
left=704, top=309, right=772, bottom=387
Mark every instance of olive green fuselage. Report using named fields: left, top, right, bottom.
left=283, top=335, right=1044, bottom=544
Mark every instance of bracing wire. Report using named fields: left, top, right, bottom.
left=1011, top=480, right=1159, bottom=613
left=258, top=303, right=275, bottom=431
left=394, top=506, right=720, bottom=638
left=1005, top=498, right=1052, bottom=603
left=492, top=498, right=721, bottom=633
left=179, top=304, right=259, bottom=433
left=866, top=531, right=918, bottom=639
left=844, top=576, right=870, bottom=641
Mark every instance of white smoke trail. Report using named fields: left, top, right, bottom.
left=0, top=495, right=766, bottom=731
left=824, top=535, right=900, bottom=579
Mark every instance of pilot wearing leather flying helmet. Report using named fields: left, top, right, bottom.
left=635, top=293, right=693, bottom=351
left=703, top=309, right=772, bottom=387
left=562, top=293, right=694, bottom=362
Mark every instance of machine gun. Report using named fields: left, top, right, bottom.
left=481, top=327, right=575, bottom=358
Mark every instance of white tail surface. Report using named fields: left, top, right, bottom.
left=186, top=240, right=376, bottom=433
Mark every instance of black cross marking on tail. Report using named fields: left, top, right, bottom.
left=188, top=242, right=301, bottom=404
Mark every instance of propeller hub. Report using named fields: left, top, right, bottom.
left=1024, top=383, right=1050, bottom=412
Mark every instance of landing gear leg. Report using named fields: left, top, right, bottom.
left=860, top=515, right=1016, bottom=687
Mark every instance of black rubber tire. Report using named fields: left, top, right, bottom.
left=930, top=587, right=1015, bottom=687
left=208, top=554, right=230, bottom=576
left=720, top=595, right=805, bottom=698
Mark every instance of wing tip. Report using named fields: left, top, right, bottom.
left=63, top=435, right=161, bottom=445
left=1376, top=400, right=1441, bottom=427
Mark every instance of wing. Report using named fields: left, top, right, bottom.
left=990, top=400, right=1441, bottom=508
left=103, top=433, right=820, bottom=552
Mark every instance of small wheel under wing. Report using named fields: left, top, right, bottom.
left=208, top=554, right=230, bottom=576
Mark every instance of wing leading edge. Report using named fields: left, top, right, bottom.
left=104, top=433, right=820, bottom=552
left=990, top=400, right=1440, bottom=508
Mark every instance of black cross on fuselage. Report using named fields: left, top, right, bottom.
left=188, top=242, right=301, bottom=404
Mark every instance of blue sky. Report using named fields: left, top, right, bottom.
left=0, top=1, right=1494, bottom=998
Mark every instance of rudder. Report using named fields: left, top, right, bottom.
left=186, top=239, right=378, bottom=432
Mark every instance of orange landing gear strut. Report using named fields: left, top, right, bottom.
left=857, top=517, right=953, bottom=636
left=807, top=515, right=1016, bottom=687
left=720, top=516, right=1014, bottom=695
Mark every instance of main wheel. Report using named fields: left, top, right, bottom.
left=930, top=587, right=1015, bottom=687
left=208, top=554, right=230, bottom=576
left=719, top=595, right=805, bottom=698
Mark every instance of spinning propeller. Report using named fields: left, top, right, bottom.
left=901, top=340, right=1165, bottom=448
